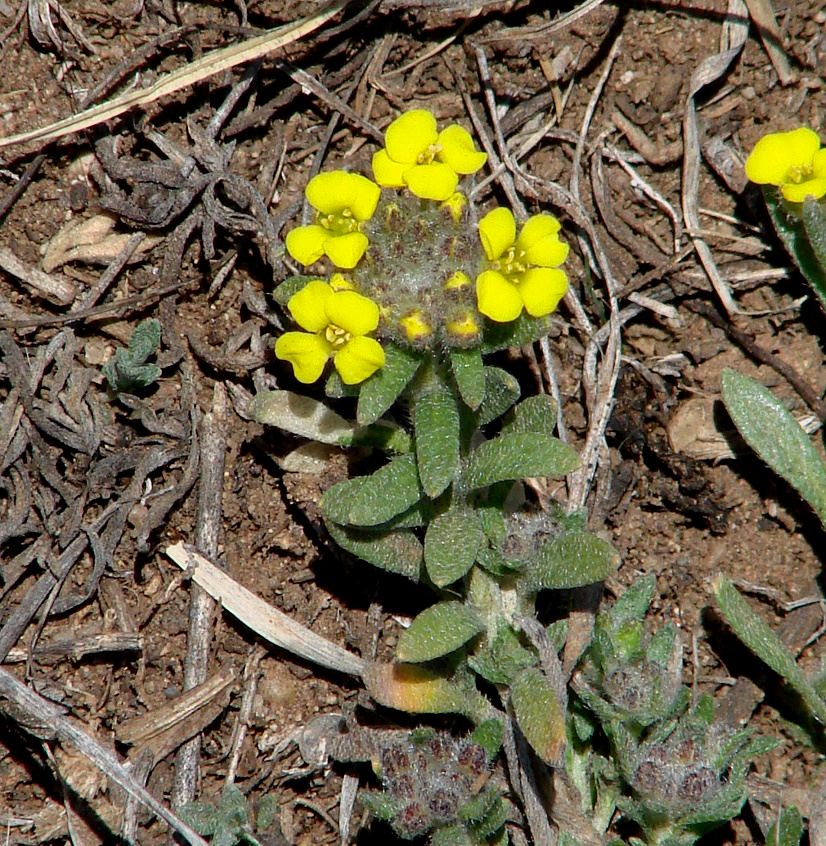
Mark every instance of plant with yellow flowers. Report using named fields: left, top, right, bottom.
left=250, top=110, right=770, bottom=846
left=745, top=126, right=826, bottom=311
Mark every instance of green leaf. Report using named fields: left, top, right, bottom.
left=414, top=380, right=460, bottom=498
left=103, top=318, right=162, bottom=392
left=363, top=662, right=481, bottom=716
left=424, top=512, right=483, bottom=586
left=396, top=602, right=484, bottom=662
left=468, top=622, right=537, bottom=684
left=250, top=390, right=357, bottom=445
left=346, top=420, right=412, bottom=454
left=431, top=825, right=474, bottom=846
left=475, top=368, right=520, bottom=426
left=451, top=346, right=486, bottom=410
left=321, top=455, right=422, bottom=526
left=605, top=573, right=655, bottom=627
left=482, top=313, right=555, bottom=353
left=475, top=545, right=525, bottom=576
left=179, top=802, right=220, bottom=836
left=255, top=795, right=278, bottom=832
left=472, top=718, right=504, bottom=760
left=357, top=342, right=421, bottom=425
left=458, top=787, right=498, bottom=823
left=764, top=188, right=826, bottom=312
left=502, top=395, right=558, bottom=435
left=274, top=274, right=316, bottom=306
left=532, top=532, right=620, bottom=590
left=464, top=433, right=579, bottom=490
left=510, top=667, right=566, bottom=766
left=713, top=576, right=826, bottom=723
left=479, top=508, right=506, bottom=548
left=324, top=370, right=359, bottom=398
left=470, top=796, right=509, bottom=840
left=326, top=522, right=423, bottom=581
left=766, top=806, right=803, bottom=846
left=721, top=369, right=826, bottom=525
left=359, top=790, right=401, bottom=821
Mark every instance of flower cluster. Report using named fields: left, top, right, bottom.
left=276, top=109, right=570, bottom=385
left=745, top=126, right=826, bottom=202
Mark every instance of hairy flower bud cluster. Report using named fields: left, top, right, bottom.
left=374, top=733, right=489, bottom=839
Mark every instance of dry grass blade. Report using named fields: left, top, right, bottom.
left=165, top=542, right=367, bottom=677
left=0, top=0, right=349, bottom=150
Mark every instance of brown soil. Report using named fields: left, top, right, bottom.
left=0, top=1, right=824, bottom=844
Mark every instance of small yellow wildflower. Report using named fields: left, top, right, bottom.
left=275, top=281, right=385, bottom=384
left=286, top=172, right=380, bottom=269
left=446, top=313, right=480, bottom=338
left=372, top=110, right=487, bottom=202
left=475, top=208, right=569, bottom=323
left=400, top=311, right=432, bottom=342
left=745, top=127, right=826, bottom=203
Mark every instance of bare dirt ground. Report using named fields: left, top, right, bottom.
left=0, top=0, right=824, bottom=844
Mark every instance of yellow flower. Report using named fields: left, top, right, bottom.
left=475, top=208, right=569, bottom=323
left=745, top=127, right=826, bottom=203
left=372, top=110, right=487, bottom=202
left=275, top=281, right=385, bottom=384
left=285, top=171, right=380, bottom=269
left=399, top=311, right=432, bottom=342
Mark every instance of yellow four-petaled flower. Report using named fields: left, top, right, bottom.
left=745, top=127, right=826, bottom=203
left=275, top=281, right=385, bottom=384
left=372, top=110, right=487, bottom=202
left=475, top=208, right=569, bottom=323
left=286, top=172, right=381, bottom=269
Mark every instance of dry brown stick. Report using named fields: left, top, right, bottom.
left=0, top=666, right=209, bottom=846
left=225, top=645, right=267, bottom=785
left=685, top=300, right=826, bottom=421
left=172, top=383, right=229, bottom=809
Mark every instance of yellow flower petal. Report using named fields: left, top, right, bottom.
left=437, top=125, right=487, bottom=174
left=372, top=149, right=409, bottom=188
left=814, top=148, right=826, bottom=176
left=325, top=291, right=380, bottom=336
left=781, top=176, right=826, bottom=202
left=441, top=191, right=467, bottom=222
left=285, top=224, right=328, bottom=266
left=305, top=171, right=353, bottom=215
left=348, top=174, right=381, bottom=221
left=476, top=270, right=523, bottom=322
left=334, top=336, right=385, bottom=384
left=385, top=109, right=437, bottom=164
left=516, top=214, right=561, bottom=250
left=275, top=332, right=331, bottom=383
left=517, top=217, right=569, bottom=267
left=478, top=207, right=516, bottom=261
left=745, top=127, right=821, bottom=186
left=517, top=268, right=568, bottom=317
left=400, top=311, right=432, bottom=341
left=287, top=280, right=333, bottom=332
left=404, top=163, right=458, bottom=201
left=323, top=232, right=368, bottom=269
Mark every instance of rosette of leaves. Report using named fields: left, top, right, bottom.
left=254, top=292, right=620, bottom=766
left=569, top=577, right=777, bottom=846
left=179, top=786, right=278, bottom=846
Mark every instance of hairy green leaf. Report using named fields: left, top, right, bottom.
left=363, top=662, right=479, bottom=716
left=764, top=188, right=826, bottom=312
left=471, top=718, right=504, bottom=760
left=256, top=795, right=278, bottom=832
left=464, top=433, right=579, bottom=490
left=357, top=342, right=421, bottom=425
left=503, top=394, right=558, bottom=435
left=721, top=368, right=826, bottom=525
left=475, top=368, right=520, bottom=427
left=414, top=380, right=460, bottom=498
left=468, top=622, right=537, bottom=685
left=346, top=420, right=412, bottom=454
left=179, top=803, right=220, bottom=836
left=451, top=346, right=486, bottom=410
left=396, top=602, right=484, bottom=662
left=424, top=512, right=483, bottom=586
left=482, top=313, right=555, bottom=353
left=103, top=318, right=162, bottom=392
left=324, top=370, right=359, bottom=398
left=475, top=544, right=525, bottom=576
left=766, top=806, right=803, bottom=846
left=321, top=455, right=422, bottom=526
left=431, top=826, right=474, bottom=846
left=532, top=532, right=620, bottom=590
left=714, top=576, right=826, bottom=723
left=326, top=522, right=422, bottom=581
left=251, top=390, right=356, bottom=445
left=510, top=667, right=566, bottom=766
